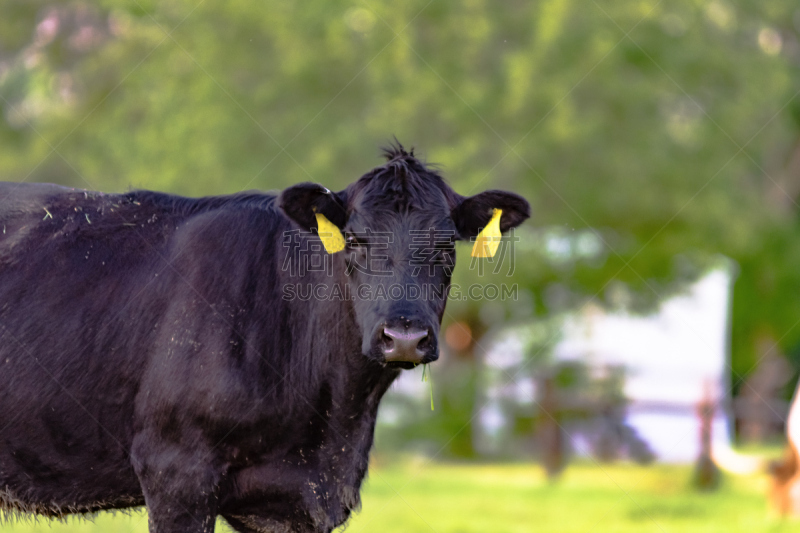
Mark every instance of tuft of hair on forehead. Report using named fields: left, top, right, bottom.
left=381, top=139, right=415, bottom=161
left=377, top=140, right=434, bottom=186
left=355, top=140, right=455, bottom=212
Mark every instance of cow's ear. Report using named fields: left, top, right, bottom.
left=279, top=183, right=348, bottom=229
left=279, top=183, right=348, bottom=253
left=452, top=190, right=530, bottom=256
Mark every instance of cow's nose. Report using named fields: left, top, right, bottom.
left=381, top=327, right=429, bottom=364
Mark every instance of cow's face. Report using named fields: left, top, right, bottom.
left=280, top=145, right=529, bottom=369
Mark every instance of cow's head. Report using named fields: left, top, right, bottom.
left=280, top=144, right=529, bottom=369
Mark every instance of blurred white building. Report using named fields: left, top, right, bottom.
left=553, top=269, right=733, bottom=463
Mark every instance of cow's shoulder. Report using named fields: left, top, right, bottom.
left=153, top=190, right=285, bottom=257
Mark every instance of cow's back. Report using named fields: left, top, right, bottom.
left=0, top=183, right=279, bottom=516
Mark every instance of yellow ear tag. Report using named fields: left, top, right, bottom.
left=314, top=212, right=345, bottom=254
left=471, top=208, right=503, bottom=258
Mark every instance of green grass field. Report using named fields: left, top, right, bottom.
left=1, top=458, right=795, bottom=532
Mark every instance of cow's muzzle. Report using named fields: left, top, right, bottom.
left=379, top=325, right=437, bottom=367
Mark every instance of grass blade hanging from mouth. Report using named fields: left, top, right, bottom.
left=422, top=364, right=434, bottom=411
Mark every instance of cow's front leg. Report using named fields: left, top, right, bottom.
left=132, top=432, right=222, bottom=533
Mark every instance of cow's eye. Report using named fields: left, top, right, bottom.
left=346, top=234, right=366, bottom=248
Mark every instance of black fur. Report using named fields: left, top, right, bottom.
left=0, top=145, right=529, bottom=532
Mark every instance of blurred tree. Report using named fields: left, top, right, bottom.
left=2, top=0, right=800, bottom=450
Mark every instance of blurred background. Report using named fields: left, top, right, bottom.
left=3, top=0, right=800, bottom=531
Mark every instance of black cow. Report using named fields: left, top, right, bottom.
left=0, top=144, right=529, bottom=532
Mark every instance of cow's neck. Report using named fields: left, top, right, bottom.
left=310, top=294, right=398, bottom=482
left=293, top=268, right=400, bottom=517
left=330, top=359, right=398, bottom=504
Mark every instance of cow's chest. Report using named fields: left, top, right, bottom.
left=219, top=376, right=394, bottom=531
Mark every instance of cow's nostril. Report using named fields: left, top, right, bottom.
left=417, top=333, right=432, bottom=350
left=381, top=331, right=395, bottom=353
